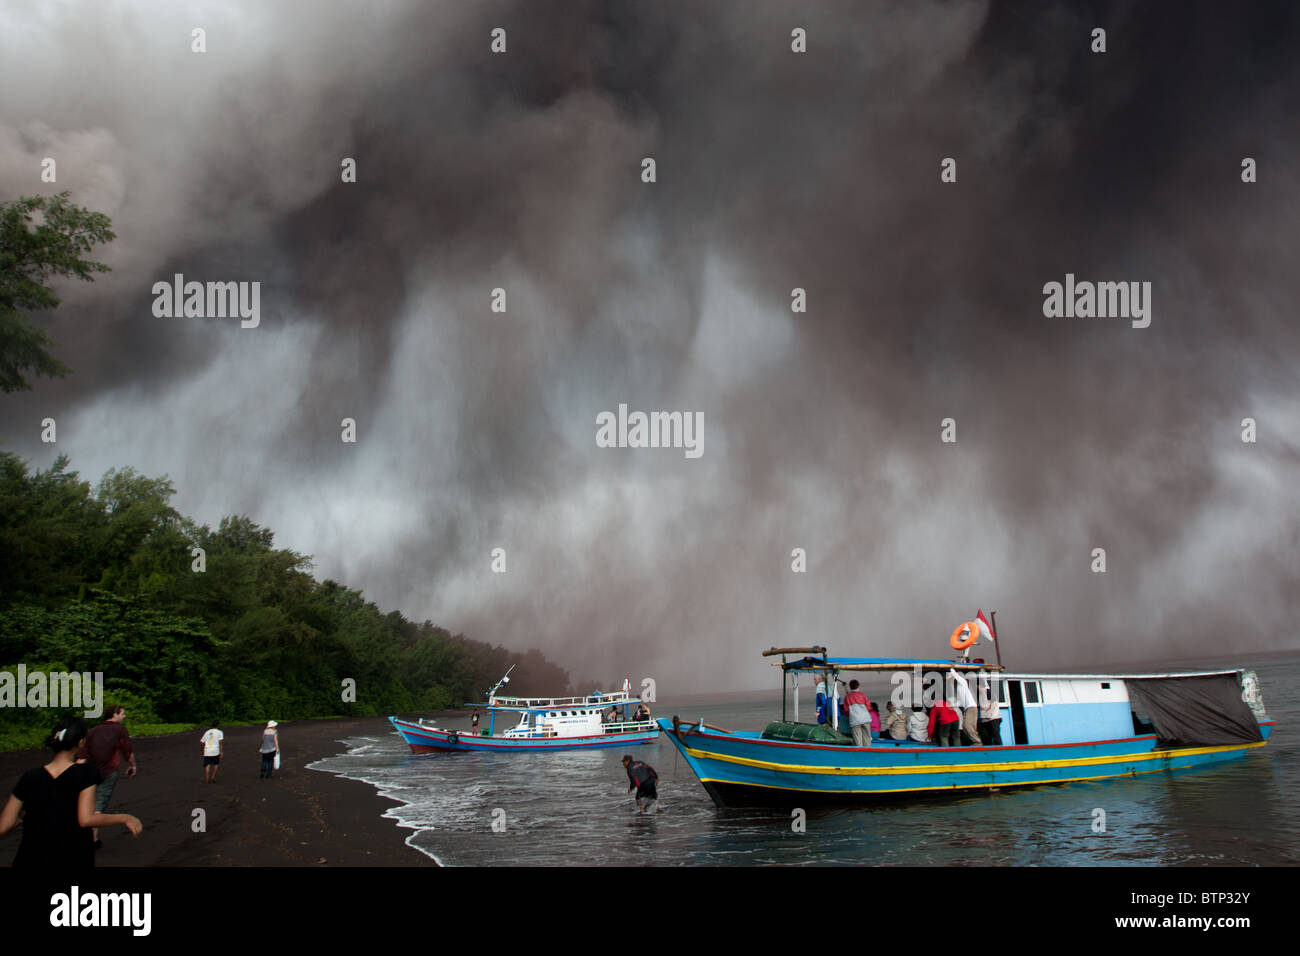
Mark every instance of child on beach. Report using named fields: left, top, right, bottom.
left=0, top=716, right=143, bottom=868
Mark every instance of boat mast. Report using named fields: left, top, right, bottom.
left=487, top=664, right=517, bottom=702
left=990, top=611, right=1004, bottom=670
left=781, top=655, right=787, bottom=722
left=829, top=664, right=839, bottom=730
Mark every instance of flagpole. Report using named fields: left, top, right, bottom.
left=990, top=610, right=1004, bottom=670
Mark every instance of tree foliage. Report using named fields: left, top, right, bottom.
left=0, top=191, right=115, bottom=392
left=0, top=452, right=573, bottom=747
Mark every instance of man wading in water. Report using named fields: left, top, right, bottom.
left=622, top=755, right=658, bottom=813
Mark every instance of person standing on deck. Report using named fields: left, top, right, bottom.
left=814, top=673, right=828, bottom=725
left=928, top=699, right=962, bottom=747
left=79, top=704, right=136, bottom=848
left=948, top=669, right=980, bottom=746
left=842, top=680, right=872, bottom=747
left=259, top=721, right=279, bottom=778
left=978, top=678, right=1002, bottom=745
left=622, top=755, right=659, bottom=813
left=471, top=710, right=481, bottom=736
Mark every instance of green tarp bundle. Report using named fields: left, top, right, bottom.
left=761, top=721, right=853, bottom=745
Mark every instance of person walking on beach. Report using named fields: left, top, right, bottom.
left=200, top=720, right=224, bottom=783
left=80, top=704, right=136, bottom=847
left=259, top=721, right=279, bottom=778
left=622, top=755, right=658, bottom=813
left=0, top=716, right=142, bottom=869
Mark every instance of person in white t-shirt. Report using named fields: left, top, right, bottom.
left=948, top=669, right=980, bottom=746
left=907, top=708, right=930, bottom=743
left=200, top=721, right=224, bottom=783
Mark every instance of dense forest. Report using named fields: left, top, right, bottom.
left=0, top=451, right=572, bottom=750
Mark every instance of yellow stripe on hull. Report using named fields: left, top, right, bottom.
left=698, top=760, right=1199, bottom=795
left=682, top=739, right=1266, bottom=777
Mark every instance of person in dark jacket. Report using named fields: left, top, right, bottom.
left=622, top=755, right=659, bottom=813
left=79, top=704, right=136, bottom=846
left=0, top=716, right=142, bottom=868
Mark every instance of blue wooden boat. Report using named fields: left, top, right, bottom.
left=659, top=647, right=1273, bottom=806
left=390, top=669, right=659, bottom=753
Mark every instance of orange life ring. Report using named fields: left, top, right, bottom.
left=950, top=622, right=978, bottom=651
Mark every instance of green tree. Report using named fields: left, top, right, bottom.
left=0, top=451, right=579, bottom=746
left=0, top=191, right=115, bottom=391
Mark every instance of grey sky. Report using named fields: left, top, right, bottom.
left=2, top=1, right=1297, bottom=692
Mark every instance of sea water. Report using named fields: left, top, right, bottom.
left=308, top=652, right=1299, bottom=866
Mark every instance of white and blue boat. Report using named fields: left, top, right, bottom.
left=390, top=670, right=659, bottom=753
left=659, top=645, right=1273, bottom=807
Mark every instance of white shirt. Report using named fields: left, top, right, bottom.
left=978, top=680, right=1001, bottom=720
left=907, top=711, right=929, bottom=742
left=949, top=670, right=977, bottom=709
left=201, top=728, right=223, bottom=756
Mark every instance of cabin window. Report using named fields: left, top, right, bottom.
left=1023, top=682, right=1040, bottom=704
left=1100, top=682, right=1110, bottom=689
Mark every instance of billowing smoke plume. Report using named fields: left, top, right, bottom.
left=2, top=1, right=1297, bottom=692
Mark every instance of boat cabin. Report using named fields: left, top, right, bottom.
left=766, top=650, right=1267, bottom=749
left=489, top=691, right=653, bottom=739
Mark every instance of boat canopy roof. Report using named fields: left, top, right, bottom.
left=487, top=691, right=638, bottom=711
left=997, top=669, right=1243, bottom=680
left=775, top=656, right=994, bottom=672
left=762, top=648, right=1243, bottom=680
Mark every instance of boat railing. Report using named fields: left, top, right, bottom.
left=500, top=717, right=656, bottom=739
left=601, top=718, right=657, bottom=734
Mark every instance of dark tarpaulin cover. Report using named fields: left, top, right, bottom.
left=1126, top=674, right=1262, bottom=747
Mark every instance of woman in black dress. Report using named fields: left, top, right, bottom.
left=0, top=716, right=143, bottom=868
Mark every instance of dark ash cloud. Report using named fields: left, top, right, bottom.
left=2, top=0, right=1298, bottom=691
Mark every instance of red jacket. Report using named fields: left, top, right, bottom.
left=927, top=704, right=960, bottom=739
left=841, top=690, right=871, bottom=713
left=82, top=721, right=133, bottom=776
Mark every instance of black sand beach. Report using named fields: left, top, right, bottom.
left=0, top=716, right=434, bottom=867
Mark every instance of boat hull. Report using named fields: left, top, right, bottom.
left=390, top=716, right=658, bottom=753
left=657, top=718, right=1273, bottom=807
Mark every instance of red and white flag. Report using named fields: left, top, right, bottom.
left=975, top=609, right=995, bottom=642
